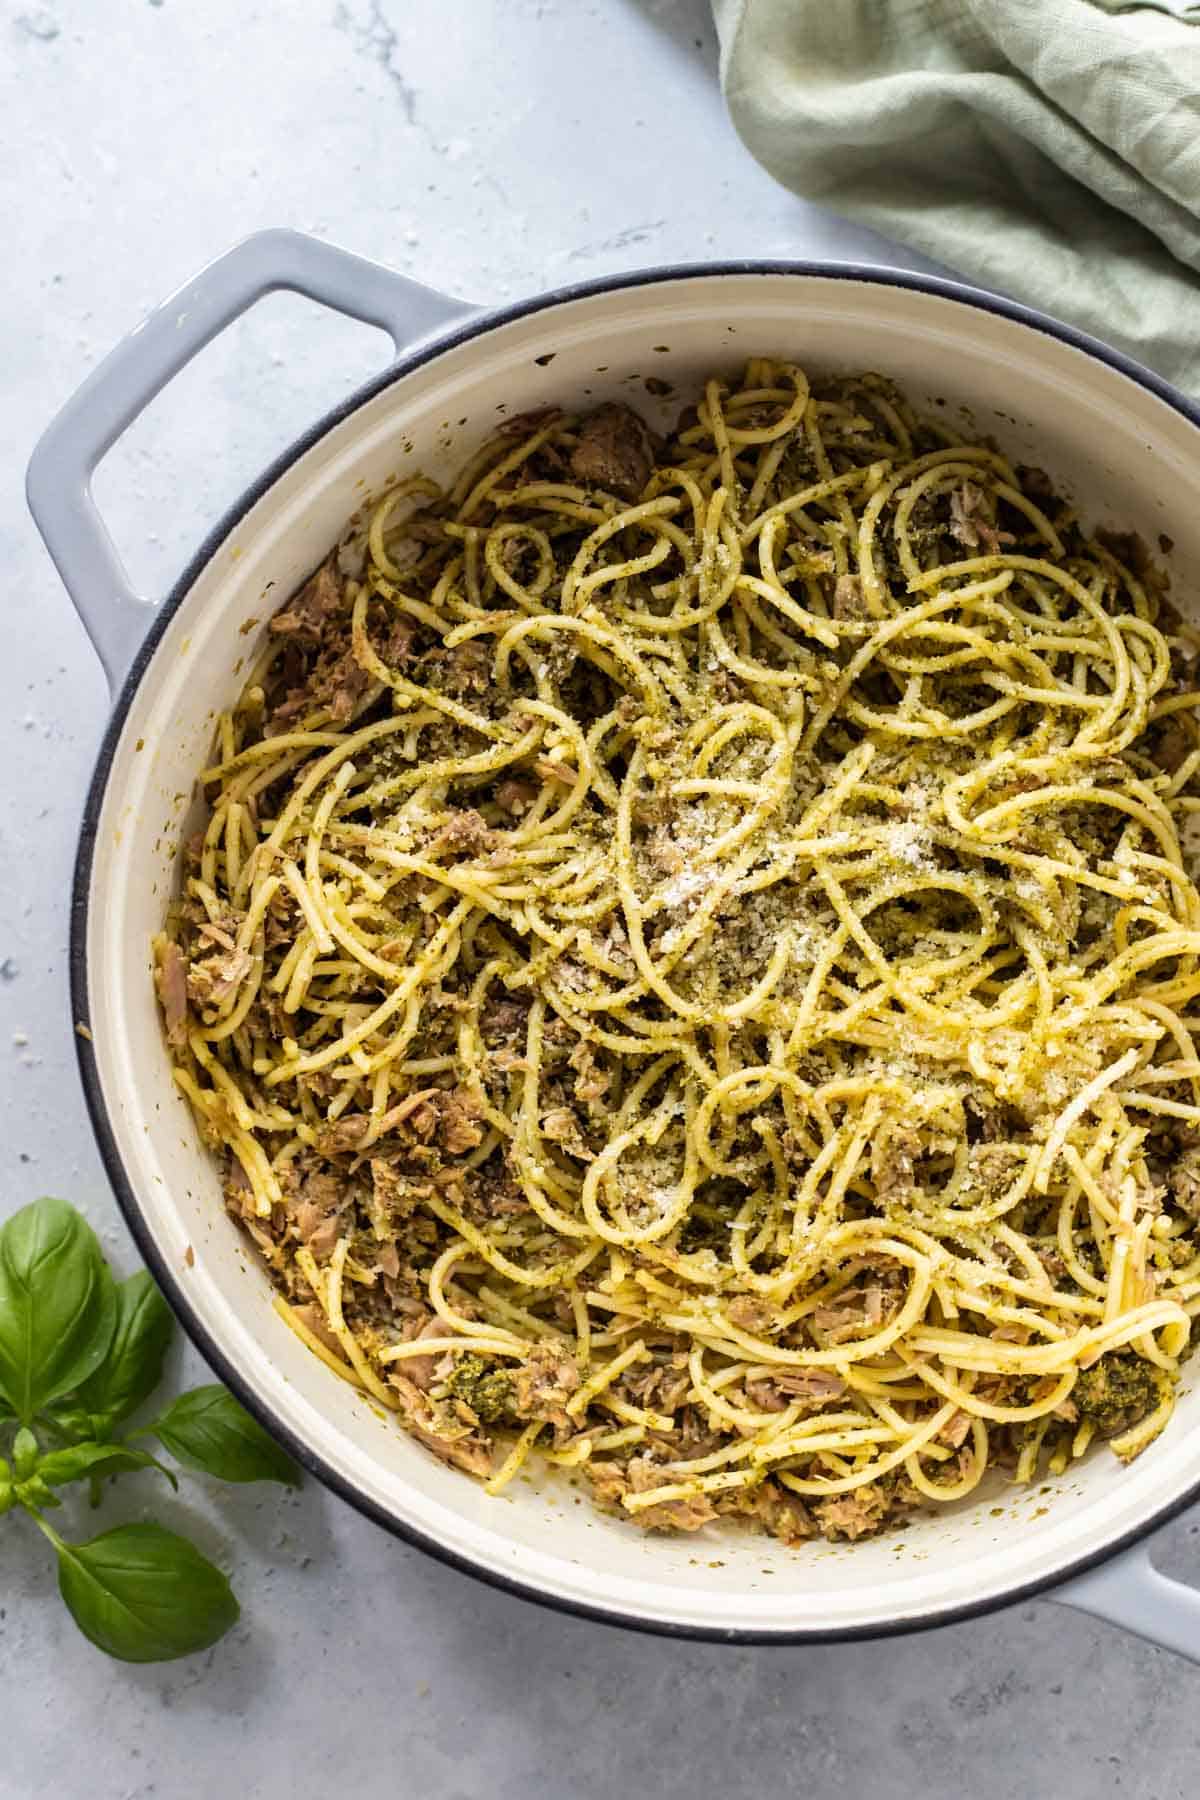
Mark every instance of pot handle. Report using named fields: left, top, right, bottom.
left=25, top=227, right=476, bottom=689
left=1052, top=1536, right=1200, bottom=1662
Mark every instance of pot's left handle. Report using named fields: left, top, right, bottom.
left=26, top=227, right=476, bottom=691
left=1053, top=1533, right=1200, bottom=1663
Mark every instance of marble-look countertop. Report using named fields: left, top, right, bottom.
left=3, top=2, right=1197, bottom=1794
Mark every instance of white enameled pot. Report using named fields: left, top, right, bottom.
left=28, top=229, right=1200, bottom=1652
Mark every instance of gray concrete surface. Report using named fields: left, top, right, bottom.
left=2, top=1, right=1198, bottom=1794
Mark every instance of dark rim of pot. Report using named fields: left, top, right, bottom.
left=69, top=259, right=1200, bottom=1645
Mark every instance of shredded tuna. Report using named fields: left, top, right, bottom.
left=327, top=653, right=371, bottom=722
left=440, top=1088, right=484, bottom=1154
left=812, top=1480, right=899, bottom=1541
left=399, top=1314, right=452, bottom=1391
left=222, top=1155, right=255, bottom=1219
left=623, top=1457, right=717, bottom=1531
left=482, top=996, right=530, bottom=1046
left=495, top=777, right=538, bottom=817
left=535, top=756, right=576, bottom=786
left=373, top=1240, right=401, bottom=1280
left=569, top=1041, right=610, bottom=1104
left=1150, top=719, right=1195, bottom=776
left=812, top=1298, right=872, bottom=1344
left=289, top=1168, right=345, bottom=1260
left=293, top=1301, right=344, bottom=1358
left=444, top=640, right=493, bottom=694
left=385, top=616, right=416, bottom=667
left=433, top=810, right=494, bottom=856
left=539, top=1106, right=589, bottom=1157
left=318, top=1115, right=371, bottom=1157
left=155, top=939, right=189, bottom=1047
left=739, top=1479, right=816, bottom=1544
left=511, top=1341, right=580, bottom=1433
left=871, top=1126, right=920, bottom=1203
left=1170, top=1149, right=1200, bottom=1220
left=587, top=1460, right=632, bottom=1512
left=1036, top=1246, right=1069, bottom=1283
left=186, top=939, right=253, bottom=1008
left=468, top=1163, right=529, bottom=1220
left=949, top=481, right=1014, bottom=555
left=726, top=1295, right=773, bottom=1334
left=620, top=1355, right=690, bottom=1415
left=588, top=1456, right=718, bottom=1531
left=936, top=1408, right=972, bottom=1449
left=388, top=1371, right=494, bottom=1476
left=833, top=573, right=870, bottom=620
left=569, top=402, right=655, bottom=500
left=745, top=1369, right=846, bottom=1413
left=369, top=1158, right=431, bottom=1227
left=269, top=560, right=343, bottom=642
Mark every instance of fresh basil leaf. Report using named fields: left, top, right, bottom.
left=0, top=1199, right=117, bottom=1420
left=12, top=1427, right=38, bottom=1480
left=41, top=1405, right=94, bottom=1444
left=73, top=1270, right=173, bottom=1434
left=14, top=1475, right=60, bottom=1509
left=150, top=1386, right=301, bottom=1487
left=37, top=1442, right=164, bottom=1489
left=55, top=1522, right=239, bottom=1663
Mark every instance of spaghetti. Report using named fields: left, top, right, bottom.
left=156, top=362, right=1200, bottom=1544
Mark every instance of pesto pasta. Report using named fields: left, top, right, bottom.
left=155, top=362, right=1200, bottom=1543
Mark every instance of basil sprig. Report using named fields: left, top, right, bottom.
left=0, top=1198, right=301, bottom=1662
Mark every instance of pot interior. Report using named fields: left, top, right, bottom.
left=83, top=269, right=1200, bottom=1635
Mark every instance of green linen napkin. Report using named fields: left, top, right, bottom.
left=713, top=0, right=1200, bottom=388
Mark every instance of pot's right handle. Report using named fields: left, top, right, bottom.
left=1053, top=1536, right=1200, bottom=1662
left=26, top=227, right=476, bottom=690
